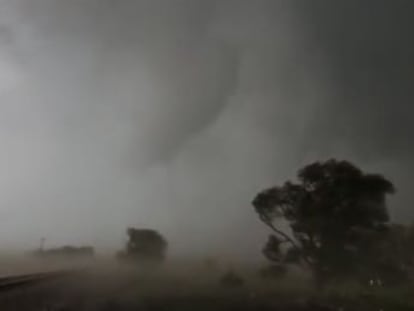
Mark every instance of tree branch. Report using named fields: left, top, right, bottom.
left=259, top=215, right=312, bottom=266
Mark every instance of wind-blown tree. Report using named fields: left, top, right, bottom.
left=252, top=159, right=395, bottom=285
left=118, top=228, right=168, bottom=264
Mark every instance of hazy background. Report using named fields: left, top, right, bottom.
left=0, top=0, right=413, bottom=260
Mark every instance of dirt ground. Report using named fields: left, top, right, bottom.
left=0, top=258, right=413, bottom=311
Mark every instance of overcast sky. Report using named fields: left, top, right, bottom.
left=0, top=0, right=413, bottom=259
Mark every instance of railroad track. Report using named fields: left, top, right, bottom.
left=0, top=270, right=76, bottom=292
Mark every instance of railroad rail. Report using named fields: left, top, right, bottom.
left=0, top=270, right=76, bottom=292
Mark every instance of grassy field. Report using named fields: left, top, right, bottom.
left=0, top=256, right=414, bottom=310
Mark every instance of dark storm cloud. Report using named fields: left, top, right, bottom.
left=295, top=0, right=414, bottom=158
left=7, top=0, right=240, bottom=164
left=0, top=0, right=247, bottom=254
left=0, top=0, right=413, bottom=257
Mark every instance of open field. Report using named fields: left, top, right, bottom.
left=0, top=257, right=414, bottom=310
left=0, top=254, right=93, bottom=277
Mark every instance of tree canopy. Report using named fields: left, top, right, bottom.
left=118, top=227, right=168, bottom=264
left=252, top=159, right=395, bottom=284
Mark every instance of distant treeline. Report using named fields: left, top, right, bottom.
left=33, top=246, right=94, bottom=258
